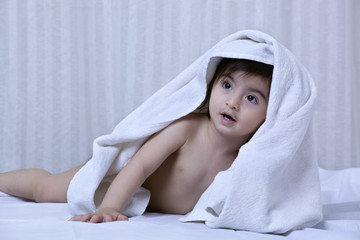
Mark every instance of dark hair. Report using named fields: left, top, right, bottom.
left=197, top=58, right=273, bottom=111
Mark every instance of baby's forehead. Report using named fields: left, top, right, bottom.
left=228, top=71, right=271, bottom=94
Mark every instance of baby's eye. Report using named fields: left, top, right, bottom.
left=223, top=82, right=232, bottom=90
left=245, top=95, right=257, bottom=103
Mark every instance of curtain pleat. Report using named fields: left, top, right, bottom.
left=0, top=0, right=359, bottom=172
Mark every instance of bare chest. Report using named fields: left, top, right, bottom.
left=142, top=140, right=234, bottom=214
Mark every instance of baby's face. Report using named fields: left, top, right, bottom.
left=208, top=71, right=270, bottom=140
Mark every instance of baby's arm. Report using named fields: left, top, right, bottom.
left=70, top=118, right=190, bottom=223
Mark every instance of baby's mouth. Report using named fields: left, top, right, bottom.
left=222, top=113, right=236, bottom=122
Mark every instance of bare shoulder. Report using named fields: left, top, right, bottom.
left=143, top=113, right=207, bottom=152
left=132, top=113, right=208, bottom=171
left=166, top=113, right=207, bottom=137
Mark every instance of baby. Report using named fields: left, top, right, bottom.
left=0, top=58, right=273, bottom=223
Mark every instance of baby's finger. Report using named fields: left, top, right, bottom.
left=103, top=214, right=114, bottom=222
left=69, top=214, right=85, bottom=222
left=69, top=216, right=78, bottom=221
left=117, top=214, right=128, bottom=221
left=82, top=213, right=94, bottom=222
left=89, top=214, right=102, bottom=223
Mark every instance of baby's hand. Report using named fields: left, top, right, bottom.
left=69, top=207, right=128, bottom=223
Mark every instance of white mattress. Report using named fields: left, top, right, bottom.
left=1, top=168, right=359, bottom=240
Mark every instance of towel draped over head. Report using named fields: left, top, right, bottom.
left=67, top=30, right=322, bottom=233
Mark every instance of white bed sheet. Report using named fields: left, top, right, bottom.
left=1, top=168, right=359, bottom=240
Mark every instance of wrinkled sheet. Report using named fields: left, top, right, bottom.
left=1, top=168, right=359, bottom=240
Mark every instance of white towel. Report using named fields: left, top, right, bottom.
left=67, top=30, right=322, bottom=233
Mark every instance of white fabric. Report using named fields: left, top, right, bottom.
left=316, top=168, right=360, bottom=233
left=67, top=30, right=322, bottom=233
left=1, top=168, right=359, bottom=240
left=1, top=196, right=358, bottom=240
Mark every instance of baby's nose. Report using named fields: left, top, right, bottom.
left=226, top=97, right=240, bottom=110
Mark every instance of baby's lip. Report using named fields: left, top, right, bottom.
left=221, top=112, right=236, bottom=122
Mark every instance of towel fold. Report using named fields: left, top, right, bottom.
left=67, top=30, right=322, bottom=233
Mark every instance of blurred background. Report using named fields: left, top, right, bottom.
left=0, top=0, right=359, bottom=173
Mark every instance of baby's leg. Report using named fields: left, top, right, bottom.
left=0, top=164, right=84, bottom=203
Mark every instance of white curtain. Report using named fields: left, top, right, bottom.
left=0, top=0, right=359, bottom=173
